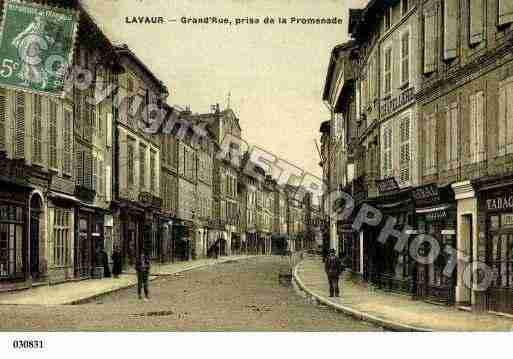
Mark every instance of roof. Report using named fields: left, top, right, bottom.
left=321, top=40, right=356, bottom=103
left=349, top=0, right=399, bottom=40
left=115, top=44, right=168, bottom=95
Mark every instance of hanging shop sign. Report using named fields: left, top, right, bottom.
left=412, top=183, right=441, bottom=207
left=376, top=177, right=399, bottom=194
left=0, top=0, right=78, bottom=96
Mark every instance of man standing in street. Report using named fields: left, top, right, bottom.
left=324, top=249, right=344, bottom=297
left=136, top=252, right=151, bottom=301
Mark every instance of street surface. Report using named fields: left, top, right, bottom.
left=0, top=257, right=379, bottom=331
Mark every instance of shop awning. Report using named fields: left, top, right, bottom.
left=48, top=191, right=79, bottom=203
left=415, top=204, right=452, bottom=214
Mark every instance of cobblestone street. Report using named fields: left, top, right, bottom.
left=0, top=257, right=379, bottom=331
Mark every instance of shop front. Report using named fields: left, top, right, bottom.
left=413, top=183, right=457, bottom=305
left=477, top=177, right=513, bottom=314
left=0, top=155, right=52, bottom=291
left=365, top=178, right=415, bottom=294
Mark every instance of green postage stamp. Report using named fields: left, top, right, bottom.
left=0, top=0, right=78, bottom=96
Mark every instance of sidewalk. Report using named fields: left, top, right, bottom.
left=0, top=255, right=255, bottom=306
left=294, top=257, right=513, bottom=331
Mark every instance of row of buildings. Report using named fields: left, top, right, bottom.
left=0, top=0, right=319, bottom=292
left=321, top=0, right=513, bottom=314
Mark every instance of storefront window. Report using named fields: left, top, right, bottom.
left=54, top=209, right=71, bottom=267
left=0, top=204, right=24, bottom=278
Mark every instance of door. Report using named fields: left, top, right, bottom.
left=30, top=212, right=40, bottom=279
left=76, top=216, right=92, bottom=278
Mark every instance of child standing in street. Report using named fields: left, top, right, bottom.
left=136, top=253, right=151, bottom=301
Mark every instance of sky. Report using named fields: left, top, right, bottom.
left=82, top=0, right=367, bottom=178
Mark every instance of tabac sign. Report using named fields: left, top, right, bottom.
left=0, top=0, right=78, bottom=96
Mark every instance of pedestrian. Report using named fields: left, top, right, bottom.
left=136, top=252, right=151, bottom=301
left=102, top=249, right=111, bottom=278
left=324, top=249, right=344, bottom=297
left=111, top=245, right=122, bottom=278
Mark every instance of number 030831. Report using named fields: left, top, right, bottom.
left=12, top=340, right=44, bottom=349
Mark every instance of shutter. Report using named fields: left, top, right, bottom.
left=401, top=32, right=410, bottom=85
left=76, top=150, right=83, bottom=185
left=424, top=10, right=436, bottom=74
left=63, top=109, right=72, bottom=174
left=499, top=0, right=513, bottom=26
left=32, top=94, right=42, bottom=163
left=476, top=91, right=485, bottom=162
left=451, top=104, right=459, bottom=163
left=0, top=89, right=7, bottom=150
left=444, top=0, right=458, bottom=60
left=85, top=151, right=92, bottom=189
left=507, top=82, right=513, bottom=153
left=74, top=90, right=81, bottom=134
left=92, top=155, right=97, bottom=191
left=498, top=85, right=507, bottom=155
left=469, top=94, right=477, bottom=163
left=400, top=117, right=411, bottom=184
left=49, top=101, right=58, bottom=168
left=446, top=108, right=452, bottom=166
left=14, top=92, right=25, bottom=158
left=106, top=113, right=112, bottom=147
left=470, top=0, right=484, bottom=45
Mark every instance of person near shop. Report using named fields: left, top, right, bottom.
left=111, top=246, right=123, bottom=278
left=136, top=252, right=151, bottom=301
left=324, top=249, right=344, bottom=297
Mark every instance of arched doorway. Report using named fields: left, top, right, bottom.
left=29, top=194, right=43, bottom=279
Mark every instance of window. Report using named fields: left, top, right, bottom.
left=32, top=94, right=43, bottom=164
left=384, top=47, right=392, bottom=96
left=74, top=90, right=82, bottom=135
left=444, top=0, right=458, bottom=60
left=424, top=114, right=437, bottom=173
left=0, top=205, right=24, bottom=278
left=139, top=144, right=146, bottom=190
left=127, top=138, right=135, bottom=186
left=469, top=91, right=485, bottom=163
left=384, top=7, right=392, bottom=30
left=15, top=91, right=25, bottom=158
left=382, top=125, right=393, bottom=177
left=469, top=0, right=484, bottom=45
left=0, top=88, right=5, bottom=150
left=401, top=31, right=410, bottom=86
left=63, top=109, right=72, bottom=174
left=150, top=150, right=156, bottom=193
left=402, top=0, right=409, bottom=16
left=499, top=0, right=513, bottom=26
left=498, top=77, right=513, bottom=155
left=49, top=101, right=58, bottom=168
left=53, top=209, right=71, bottom=267
left=424, top=10, right=437, bottom=74
left=446, top=103, right=459, bottom=168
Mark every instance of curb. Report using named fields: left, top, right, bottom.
left=67, top=256, right=256, bottom=305
left=292, top=260, right=432, bottom=332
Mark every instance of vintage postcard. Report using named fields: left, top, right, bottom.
left=0, top=0, right=513, bottom=356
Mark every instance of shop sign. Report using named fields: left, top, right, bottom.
left=412, top=183, right=440, bottom=207
left=381, top=87, right=414, bottom=117
left=376, top=177, right=399, bottom=194
left=0, top=0, right=78, bottom=96
left=486, top=194, right=513, bottom=211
